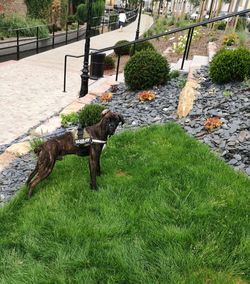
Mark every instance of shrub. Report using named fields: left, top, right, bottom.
left=29, top=137, right=45, bottom=151
left=60, top=112, right=79, bottom=127
left=113, top=40, right=130, bottom=56
left=169, top=70, right=180, bottom=79
left=209, top=47, right=250, bottom=84
left=104, top=55, right=115, bottom=70
left=129, top=41, right=155, bottom=56
left=0, top=15, right=49, bottom=38
left=76, top=3, right=87, bottom=23
left=78, top=104, right=106, bottom=127
left=124, top=49, right=170, bottom=90
left=214, top=21, right=226, bottom=30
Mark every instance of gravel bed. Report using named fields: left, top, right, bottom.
left=1, top=68, right=249, bottom=204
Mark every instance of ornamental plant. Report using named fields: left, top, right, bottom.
left=113, top=40, right=130, bottom=56
left=138, top=91, right=156, bottom=102
left=129, top=41, right=155, bottom=56
left=222, top=33, right=239, bottom=46
left=124, top=49, right=170, bottom=90
left=78, top=104, right=106, bottom=127
left=104, top=55, right=115, bottom=70
left=204, top=117, right=223, bottom=131
left=100, top=92, right=113, bottom=102
left=209, top=47, right=250, bottom=84
left=173, top=28, right=201, bottom=54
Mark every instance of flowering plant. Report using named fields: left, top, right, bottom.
left=204, top=117, right=223, bottom=131
left=172, top=29, right=201, bottom=54
left=223, top=33, right=239, bottom=46
left=138, top=91, right=156, bottom=102
left=100, top=92, right=113, bottom=102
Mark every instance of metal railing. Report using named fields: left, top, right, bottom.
left=0, top=22, right=85, bottom=61
left=63, top=8, right=250, bottom=92
left=63, top=8, right=138, bottom=92
left=0, top=8, right=138, bottom=62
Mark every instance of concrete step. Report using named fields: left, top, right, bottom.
left=170, top=59, right=192, bottom=73
left=190, top=55, right=209, bottom=68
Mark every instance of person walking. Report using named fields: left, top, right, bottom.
left=118, top=10, right=127, bottom=31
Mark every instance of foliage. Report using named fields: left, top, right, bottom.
left=213, top=21, right=226, bottom=30
left=124, top=49, right=170, bottom=90
left=222, top=33, right=239, bottom=46
left=91, top=0, right=105, bottom=27
left=75, top=3, right=87, bottom=23
left=0, top=14, right=49, bottom=38
left=173, top=28, right=201, bottom=54
left=78, top=104, right=106, bottom=127
left=177, top=78, right=187, bottom=89
left=0, top=124, right=249, bottom=283
left=60, top=112, right=79, bottom=127
left=100, top=92, right=113, bottom=102
left=25, top=0, right=52, bottom=19
left=104, top=55, right=115, bottom=70
left=137, top=91, right=156, bottom=102
left=143, top=17, right=173, bottom=38
left=29, top=137, right=45, bottom=151
left=113, top=40, right=130, bottom=56
left=169, top=70, right=180, bottom=79
left=204, top=117, right=223, bottom=131
left=223, top=90, right=232, bottom=97
left=209, top=47, right=250, bottom=84
left=129, top=41, right=155, bottom=56
left=189, top=0, right=200, bottom=7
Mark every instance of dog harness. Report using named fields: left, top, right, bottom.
left=69, top=127, right=106, bottom=146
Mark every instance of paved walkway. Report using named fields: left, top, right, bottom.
left=0, top=15, right=153, bottom=147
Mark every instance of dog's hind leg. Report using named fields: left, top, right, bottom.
left=26, top=164, right=38, bottom=185
left=28, top=157, right=56, bottom=197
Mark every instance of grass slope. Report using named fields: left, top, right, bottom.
left=0, top=123, right=249, bottom=283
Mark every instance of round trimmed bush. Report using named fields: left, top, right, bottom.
left=113, top=40, right=130, bottom=56
left=209, top=47, right=250, bottom=84
left=124, top=49, right=170, bottom=90
left=129, top=41, right=155, bottom=56
left=104, top=55, right=115, bottom=70
left=78, top=104, right=106, bottom=127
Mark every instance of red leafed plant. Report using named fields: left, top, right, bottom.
left=204, top=117, right=223, bottom=131
left=138, top=91, right=156, bottom=102
left=100, top=92, right=113, bottom=102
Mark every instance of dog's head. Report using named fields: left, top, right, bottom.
left=101, top=109, right=125, bottom=136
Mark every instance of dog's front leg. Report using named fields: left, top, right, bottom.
left=89, top=146, right=98, bottom=190
left=96, top=145, right=103, bottom=176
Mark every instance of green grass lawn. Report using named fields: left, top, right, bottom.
left=0, top=123, right=249, bottom=283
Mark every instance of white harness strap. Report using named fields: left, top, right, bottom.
left=68, top=127, right=106, bottom=146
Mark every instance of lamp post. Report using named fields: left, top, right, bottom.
left=135, top=0, right=143, bottom=40
left=79, top=0, right=93, bottom=97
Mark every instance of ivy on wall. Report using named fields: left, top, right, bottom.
left=25, top=0, right=68, bottom=27
left=25, top=0, right=52, bottom=19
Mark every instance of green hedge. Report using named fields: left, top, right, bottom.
left=209, top=47, right=250, bottom=84
left=0, top=15, right=49, bottom=38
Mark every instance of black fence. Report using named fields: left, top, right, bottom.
left=0, top=8, right=138, bottom=63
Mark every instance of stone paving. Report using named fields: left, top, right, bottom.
left=0, top=14, right=153, bottom=147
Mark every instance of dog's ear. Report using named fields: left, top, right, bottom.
left=101, top=109, right=110, bottom=117
left=117, top=113, right=125, bottom=125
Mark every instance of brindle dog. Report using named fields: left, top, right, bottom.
left=26, top=110, right=124, bottom=197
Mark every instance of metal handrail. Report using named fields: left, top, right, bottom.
left=92, top=8, right=250, bottom=55
left=63, top=8, right=250, bottom=92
